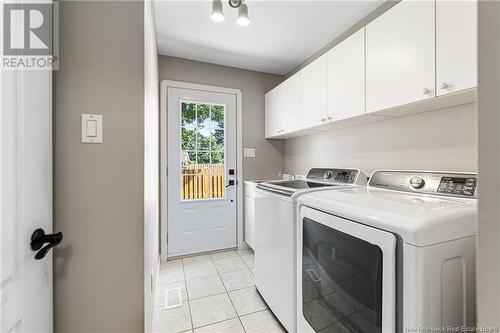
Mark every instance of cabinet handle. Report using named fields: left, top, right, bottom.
left=327, top=116, right=332, bottom=121
left=440, top=82, right=449, bottom=90
left=321, top=118, right=326, bottom=122
left=422, top=88, right=432, bottom=95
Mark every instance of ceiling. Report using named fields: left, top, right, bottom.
left=154, top=1, right=383, bottom=75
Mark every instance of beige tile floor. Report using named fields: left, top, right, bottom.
left=153, top=249, right=286, bottom=333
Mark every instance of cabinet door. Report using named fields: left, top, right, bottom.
left=436, top=0, right=477, bottom=96
left=366, top=0, right=435, bottom=113
left=327, top=29, right=365, bottom=121
left=280, top=72, right=301, bottom=134
left=264, top=86, right=281, bottom=138
left=300, top=55, right=327, bottom=129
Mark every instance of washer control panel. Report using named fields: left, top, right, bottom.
left=306, top=168, right=362, bottom=185
left=369, top=171, right=477, bottom=198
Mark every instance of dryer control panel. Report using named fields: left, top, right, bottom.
left=369, top=171, right=477, bottom=198
left=437, top=177, right=477, bottom=196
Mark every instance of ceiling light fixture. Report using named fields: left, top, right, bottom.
left=211, top=0, right=224, bottom=22
left=236, top=3, right=249, bottom=26
left=228, top=0, right=243, bottom=8
left=211, top=0, right=249, bottom=26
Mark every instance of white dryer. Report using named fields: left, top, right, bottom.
left=254, top=168, right=367, bottom=333
left=296, top=170, right=477, bottom=333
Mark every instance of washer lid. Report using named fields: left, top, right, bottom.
left=298, top=187, right=477, bottom=246
left=258, top=168, right=367, bottom=197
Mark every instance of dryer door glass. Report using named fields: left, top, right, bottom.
left=302, top=218, right=383, bottom=332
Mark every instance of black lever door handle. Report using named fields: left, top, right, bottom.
left=225, top=180, right=235, bottom=188
left=30, top=228, right=63, bottom=260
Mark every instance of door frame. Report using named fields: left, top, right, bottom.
left=160, top=80, right=244, bottom=261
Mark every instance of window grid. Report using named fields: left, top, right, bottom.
left=180, top=101, right=225, bottom=200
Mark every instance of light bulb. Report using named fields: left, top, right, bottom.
left=211, top=0, right=224, bottom=22
left=237, top=3, right=249, bottom=26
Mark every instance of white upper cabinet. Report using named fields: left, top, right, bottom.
left=300, top=55, right=327, bottom=129
left=366, top=0, right=435, bottom=113
left=436, top=0, right=477, bottom=96
left=264, top=73, right=301, bottom=138
left=280, top=72, right=301, bottom=134
left=264, top=0, right=478, bottom=139
left=264, top=86, right=281, bottom=138
left=327, top=29, right=365, bottom=121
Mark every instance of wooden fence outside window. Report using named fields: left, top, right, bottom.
left=181, top=164, right=225, bottom=200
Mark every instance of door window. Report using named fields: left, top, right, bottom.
left=302, top=217, right=383, bottom=332
left=180, top=101, right=225, bottom=200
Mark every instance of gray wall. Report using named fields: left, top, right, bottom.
left=477, top=0, right=500, bottom=327
left=158, top=56, right=284, bottom=180
left=54, top=1, right=144, bottom=332
left=284, top=103, right=477, bottom=176
left=144, top=1, right=159, bottom=332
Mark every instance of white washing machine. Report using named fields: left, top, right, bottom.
left=254, top=168, right=367, bottom=333
left=296, top=170, right=477, bottom=333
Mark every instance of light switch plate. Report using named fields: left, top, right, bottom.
left=243, top=148, right=256, bottom=158
left=81, top=114, right=103, bottom=143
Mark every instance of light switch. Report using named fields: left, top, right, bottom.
left=244, top=148, right=256, bottom=158
left=86, top=120, right=97, bottom=137
left=81, top=114, right=103, bottom=143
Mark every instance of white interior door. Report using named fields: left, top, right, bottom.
left=1, top=69, right=53, bottom=330
left=167, top=87, right=237, bottom=257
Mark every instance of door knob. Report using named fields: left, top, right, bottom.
left=30, top=228, right=63, bottom=260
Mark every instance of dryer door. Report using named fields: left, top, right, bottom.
left=297, top=206, right=396, bottom=333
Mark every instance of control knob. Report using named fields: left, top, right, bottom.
left=410, top=176, right=425, bottom=189
left=324, top=171, right=333, bottom=180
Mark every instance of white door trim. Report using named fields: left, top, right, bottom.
left=160, top=80, right=244, bottom=261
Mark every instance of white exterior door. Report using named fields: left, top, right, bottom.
left=1, top=68, right=53, bottom=330
left=167, top=87, right=237, bottom=257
